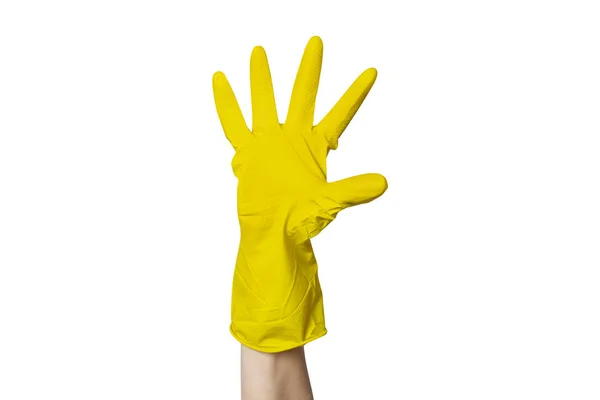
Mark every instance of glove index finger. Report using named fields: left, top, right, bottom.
left=213, top=71, right=252, bottom=150
left=315, top=68, right=377, bottom=150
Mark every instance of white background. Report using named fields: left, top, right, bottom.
left=1, top=1, right=599, bottom=399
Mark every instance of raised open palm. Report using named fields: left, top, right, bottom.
left=213, top=36, right=387, bottom=243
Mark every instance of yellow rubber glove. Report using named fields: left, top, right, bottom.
left=213, top=36, right=388, bottom=353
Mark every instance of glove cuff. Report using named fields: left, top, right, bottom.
left=230, top=273, right=327, bottom=353
left=230, top=237, right=327, bottom=353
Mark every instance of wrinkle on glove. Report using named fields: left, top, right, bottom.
left=213, top=36, right=388, bottom=353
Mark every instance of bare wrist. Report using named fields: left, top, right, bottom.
left=241, top=344, right=313, bottom=400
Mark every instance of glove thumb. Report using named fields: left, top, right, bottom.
left=290, top=173, right=387, bottom=243
left=324, top=173, right=388, bottom=212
